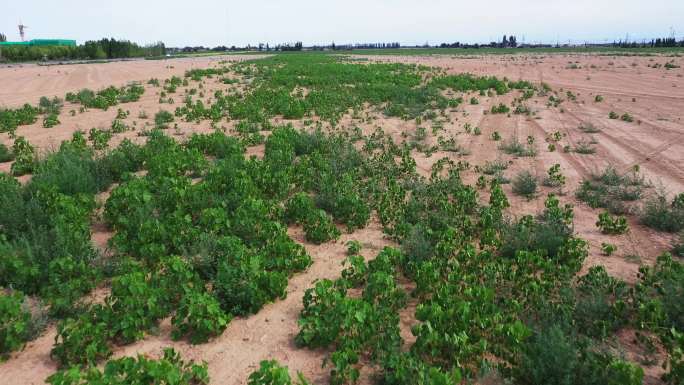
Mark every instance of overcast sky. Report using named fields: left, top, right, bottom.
left=1, top=0, right=683, bottom=47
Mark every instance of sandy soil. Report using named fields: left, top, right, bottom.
left=1, top=53, right=683, bottom=384
left=0, top=55, right=264, bottom=108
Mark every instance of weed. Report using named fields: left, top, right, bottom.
left=512, top=170, right=538, bottom=198
left=154, top=110, right=174, bottom=129
left=499, top=136, right=537, bottom=157
left=574, top=138, right=596, bottom=154
left=579, top=123, right=601, bottom=133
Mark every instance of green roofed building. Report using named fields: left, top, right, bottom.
left=0, top=39, right=77, bottom=47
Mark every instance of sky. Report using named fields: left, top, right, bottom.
left=1, top=0, right=683, bottom=47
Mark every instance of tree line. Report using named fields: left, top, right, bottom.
left=0, top=37, right=166, bottom=62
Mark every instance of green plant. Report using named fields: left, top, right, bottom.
left=283, top=193, right=316, bottom=225
left=601, top=242, right=617, bottom=256
left=51, top=306, right=112, bottom=367
left=10, top=136, right=36, bottom=176
left=579, top=123, right=601, bottom=133
left=111, top=118, right=127, bottom=133
left=640, top=192, right=684, bottom=232
left=596, top=212, right=629, bottom=234
left=609, top=111, right=619, bottom=119
left=88, top=128, right=112, bottom=150
left=574, top=139, right=596, bottom=154
left=512, top=170, right=538, bottom=199
left=491, top=103, right=510, bottom=114
left=0, top=291, right=31, bottom=358
left=0, top=143, right=14, bottom=162
left=346, top=240, right=362, bottom=255
left=544, top=164, right=566, bottom=188
left=43, top=113, right=60, bottom=128
left=47, top=348, right=209, bottom=385
left=499, top=136, right=537, bottom=157
left=595, top=95, right=604, bottom=102
left=621, top=113, right=634, bottom=123
left=247, top=360, right=311, bottom=385
left=155, top=110, right=175, bottom=128
left=673, top=232, right=684, bottom=257
left=303, top=209, right=340, bottom=244
left=172, top=290, right=231, bottom=344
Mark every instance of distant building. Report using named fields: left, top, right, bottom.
left=0, top=39, right=77, bottom=47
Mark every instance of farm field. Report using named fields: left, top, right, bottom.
left=1, top=51, right=684, bottom=385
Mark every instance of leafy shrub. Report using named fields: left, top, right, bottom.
left=512, top=170, right=538, bottom=198
left=43, top=113, right=60, bottom=128
left=574, top=266, right=629, bottom=338
left=65, top=85, right=144, bottom=110
left=609, top=111, right=619, bottom=119
left=107, top=271, right=168, bottom=344
left=596, top=212, right=629, bottom=234
left=0, top=291, right=31, bottom=358
left=110, top=118, right=127, bottom=133
left=51, top=305, right=112, bottom=367
left=303, top=209, right=340, bottom=244
left=0, top=143, right=14, bottom=162
left=543, top=163, right=566, bottom=188
left=43, top=255, right=99, bottom=317
left=381, top=352, right=461, bottom=385
left=172, top=290, right=231, bottom=344
left=634, top=253, right=684, bottom=331
left=47, top=348, right=209, bottom=385
left=673, top=233, right=684, bottom=257
left=88, top=128, right=112, bottom=150
left=283, top=193, right=316, bottom=225
left=0, top=104, right=38, bottom=133
left=346, top=240, right=362, bottom=256
left=247, top=360, right=311, bottom=385
left=214, top=253, right=288, bottom=316
left=621, top=113, right=634, bottom=123
left=602, top=242, right=617, bottom=256
left=99, top=138, right=144, bottom=181
left=186, top=131, right=245, bottom=159
left=499, top=196, right=577, bottom=260
left=10, top=136, right=36, bottom=176
left=316, top=174, right=370, bottom=231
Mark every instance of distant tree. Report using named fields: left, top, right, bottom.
left=509, top=35, right=517, bottom=47
left=0, top=33, right=6, bottom=42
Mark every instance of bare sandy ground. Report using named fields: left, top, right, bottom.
left=1, top=53, right=683, bottom=384
left=0, top=55, right=264, bottom=108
